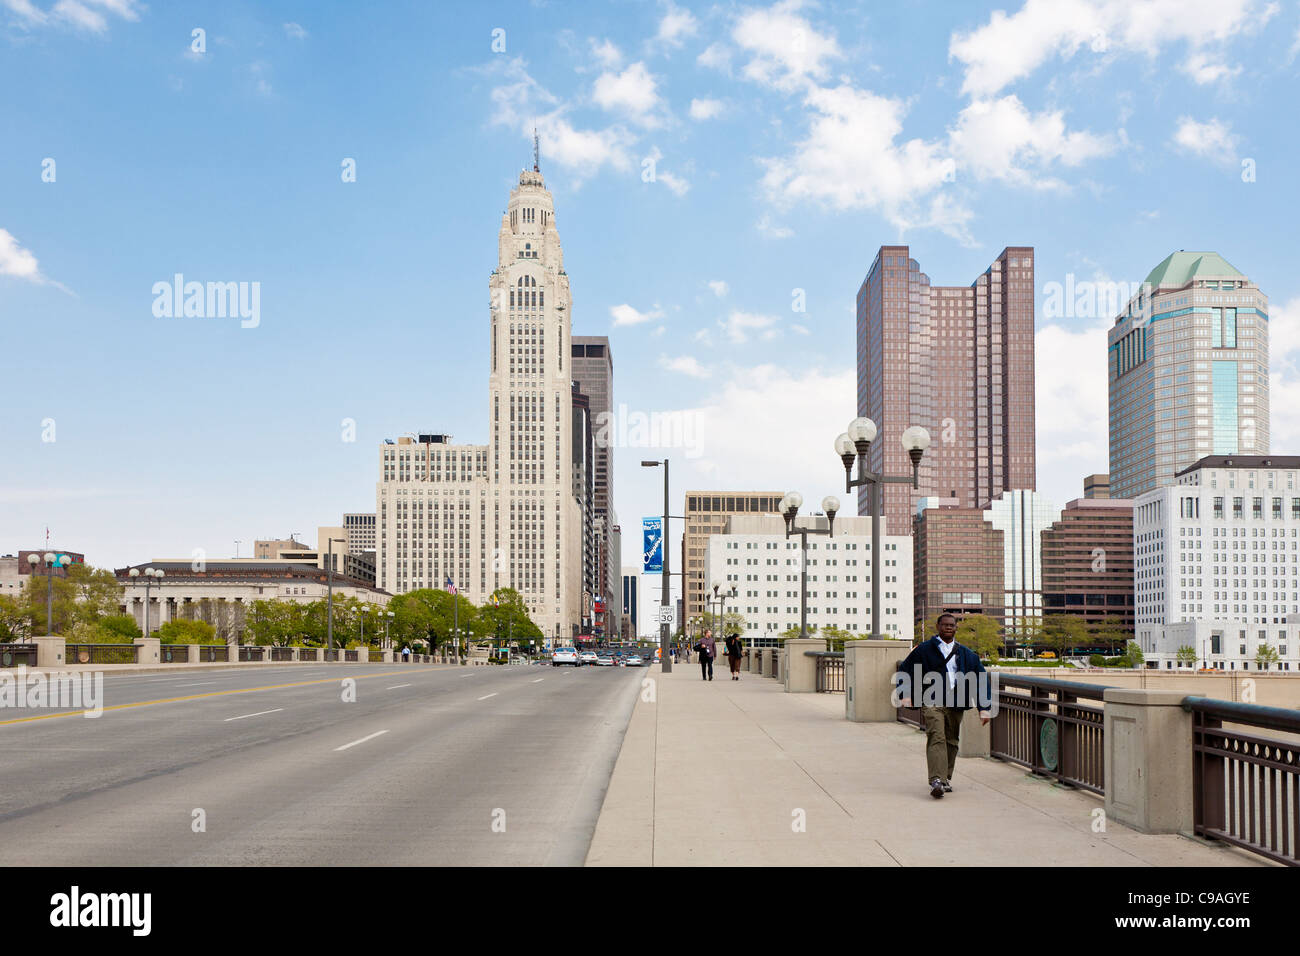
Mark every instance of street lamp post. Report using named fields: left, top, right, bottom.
left=385, top=611, right=394, bottom=649
left=835, top=417, right=930, bottom=640
left=641, top=458, right=672, bottom=673
left=30, top=552, right=71, bottom=635
left=326, top=537, right=345, bottom=655
left=127, top=566, right=165, bottom=637
left=779, top=493, right=841, bottom=647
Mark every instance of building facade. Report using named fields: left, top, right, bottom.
left=621, top=565, right=641, bottom=639
left=856, top=245, right=1036, bottom=535
left=913, top=505, right=1005, bottom=629
left=343, top=513, right=376, bottom=554
left=984, top=489, right=1057, bottom=637
left=1040, top=494, right=1135, bottom=636
left=375, top=165, right=583, bottom=641
left=682, top=491, right=785, bottom=625
left=1108, top=252, right=1269, bottom=500
left=1, top=550, right=86, bottom=598
left=1133, top=455, right=1300, bottom=671
left=704, top=514, right=913, bottom=643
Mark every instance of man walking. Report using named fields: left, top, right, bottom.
left=896, top=613, right=991, bottom=799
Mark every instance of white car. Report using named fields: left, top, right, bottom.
left=579, top=651, right=599, bottom=666
left=552, top=648, right=580, bottom=666
left=624, top=655, right=644, bottom=667
left=595, top=655, right=615, bottom=666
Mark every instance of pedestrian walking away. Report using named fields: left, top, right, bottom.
left=895, top=613, right=991, bottom=799
left=724, top=632, right=743, bottom=680
left=695, top=629, right=716, bottom=681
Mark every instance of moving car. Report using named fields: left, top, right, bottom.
left=624, top=655, right=644, bottom=666
left=552, top=648, right=580, bottom=666
left=595, top=655, right=615, bottom=666
left=579, top=651, right=599, bottom=666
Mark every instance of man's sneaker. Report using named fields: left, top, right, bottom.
left=930, top=777, right=945, bottom=799
left=942, top=782, right=953, bottom=793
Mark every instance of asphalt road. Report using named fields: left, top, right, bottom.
left=0, top=662, right=644, bottom=865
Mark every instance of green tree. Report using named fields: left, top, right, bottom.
left=956, top=613, right=1001, bottom=660
left=1043, top=615, right=1090, bottom=658
left=1254, top=643, right=1280, bottom=669
left=1176, top=645, right=1197, bottom=667
left=0, top=595, right=35, bottom=641
left=1122, top=640, right=1145, bottom=668
left=99, top=614, right=142, bottom=641
left=157, top=618, right=217, bottom=644
left=389, top=588, right=478, bottom=650
left=477, top=588, right=544, bottom=648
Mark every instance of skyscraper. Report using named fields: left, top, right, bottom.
left=1108, top=252, right=1269, bottom=500
left=572, top=336, right=616, bottom=630
left=856, top=245, right=1036, bottom=535
left=377, top=163, right=583, bottom=641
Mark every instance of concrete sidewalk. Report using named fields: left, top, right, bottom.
left=586, top=666, right=1269, bottom=867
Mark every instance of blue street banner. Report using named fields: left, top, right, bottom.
left=643, top=517, right=663, bottom=573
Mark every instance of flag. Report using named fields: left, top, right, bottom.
left=446, top=576, right=457, bottom=595
left=492, top=594, right=499, bottom=608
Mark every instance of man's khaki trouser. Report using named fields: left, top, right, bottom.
left=921, top=705, right=963, bottom=784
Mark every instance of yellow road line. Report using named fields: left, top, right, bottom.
left=0, top=668, right=454, bottom=726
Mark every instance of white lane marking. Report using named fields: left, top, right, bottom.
left=176, top=681, right=219, bottom=687
left=224, top=708, right=284, bottom=722
left=531, top=678, right=544, bottom=683
left=334, top=730, right=389, bottom=752
left=458, top=674, right=476, bottom=678
left=387, top=683, right=412, bottom=689
left=476, top=693, right=498, bottom=701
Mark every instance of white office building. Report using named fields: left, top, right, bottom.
left=704, top=514, right=913, bottom=644
left=1133, top=455, right=1300, bottom=671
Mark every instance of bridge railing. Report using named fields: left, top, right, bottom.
left=805, top=651, right=845, bottom=693
left=1185, top=696, right=1300, bottom=867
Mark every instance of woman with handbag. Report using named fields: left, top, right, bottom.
left=724, top=632, right=743, bottom=680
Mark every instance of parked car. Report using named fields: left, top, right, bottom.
left=552, top=648, right=580, bottom=666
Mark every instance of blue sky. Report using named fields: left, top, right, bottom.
left=3, top=0, right=1299, bottom=629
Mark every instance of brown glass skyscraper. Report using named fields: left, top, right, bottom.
left=856, top=245, right=1036, bottom=534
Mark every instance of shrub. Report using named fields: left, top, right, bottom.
left=1089, top=654, right=1105, bottom=667
left=157, top=619, right=217, bottom=644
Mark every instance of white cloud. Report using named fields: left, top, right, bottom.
left=1172, top=116, right=1238, bottom=162
left=4, top=0, right=143, bottom=32
left=755, top=215, right=793, bottom=239
left=1035, top=317, right=1111, bottom=481
left=733, top=0, right=841, bottom=92
left=689, top=97, right=724, bottom=120
left=656, top=0, right=698, bottom=48
left=694, top=328, right=714, bottom=345
left=0, top=228, right=73, bottom=294
left=591, top=37, right=622, bottom=69
left=659, top=170, right=690, bottom=196
left=1180, top=51, right=1241, bottom=84
left=759, top=83, right=962, bottom=234
left=1270, top=298, right=1300, bottom=450
left=721, top=310, right=780, bottom=343
left=592, top=62, right=665, bottom=128
left=611, top=303, right=666, bottom=327
left=488, top=58, right=636, bottom=180
left=707, top=280, right=729, bottom=297
left=283, top=21, right=307, bottom=40
left=685, top=363, right=856, bottom=487
left=697, top=42, right=732, bottom=72
left=948, top=95, right=1116, bottom=187
left=791, top=323, right=810, bottom=334
left=660, top=354, right=709, bottom=378
left=949, top=0, right=1277, bottom=97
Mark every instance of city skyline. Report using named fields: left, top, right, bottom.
left=4, top=0, right=1300, bottom=636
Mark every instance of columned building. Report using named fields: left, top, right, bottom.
left=1108, top=252, right=1269, bottom=499
left=377, top=164, right=583, bottom=642
left=856, top=245, right=1036, bottom=535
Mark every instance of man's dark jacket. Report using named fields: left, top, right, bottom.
left=895, top=637, right=989, bottom=711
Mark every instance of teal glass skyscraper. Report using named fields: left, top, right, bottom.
left=1108, top=252, right=1269, bottom=500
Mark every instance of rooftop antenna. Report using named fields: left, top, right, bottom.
left=533, top=127, right=540, bottom=173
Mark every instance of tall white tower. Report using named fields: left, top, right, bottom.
left=487, top=164, right=580, bottom=641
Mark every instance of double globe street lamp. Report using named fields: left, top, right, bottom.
left=779, top=492, right=839, bottom=644
left=127, top=566, right=166, bottom=637
left=29, top=552, right=72, bottom=636
left=832, top=417, right=931, bottom=641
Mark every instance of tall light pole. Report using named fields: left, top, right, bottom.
left=779, top=493, right=840, bottom=646
left=128, top=566, right=165, bottom=637
left=642, top=458, right=672, bottom=673
left=31, top=552, right=71, bottom=634
left=385, top=610, right=394, bottom=649
left=835, top=417, right=930, bottom=640
left=326, top=537, right=345, bottom=654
